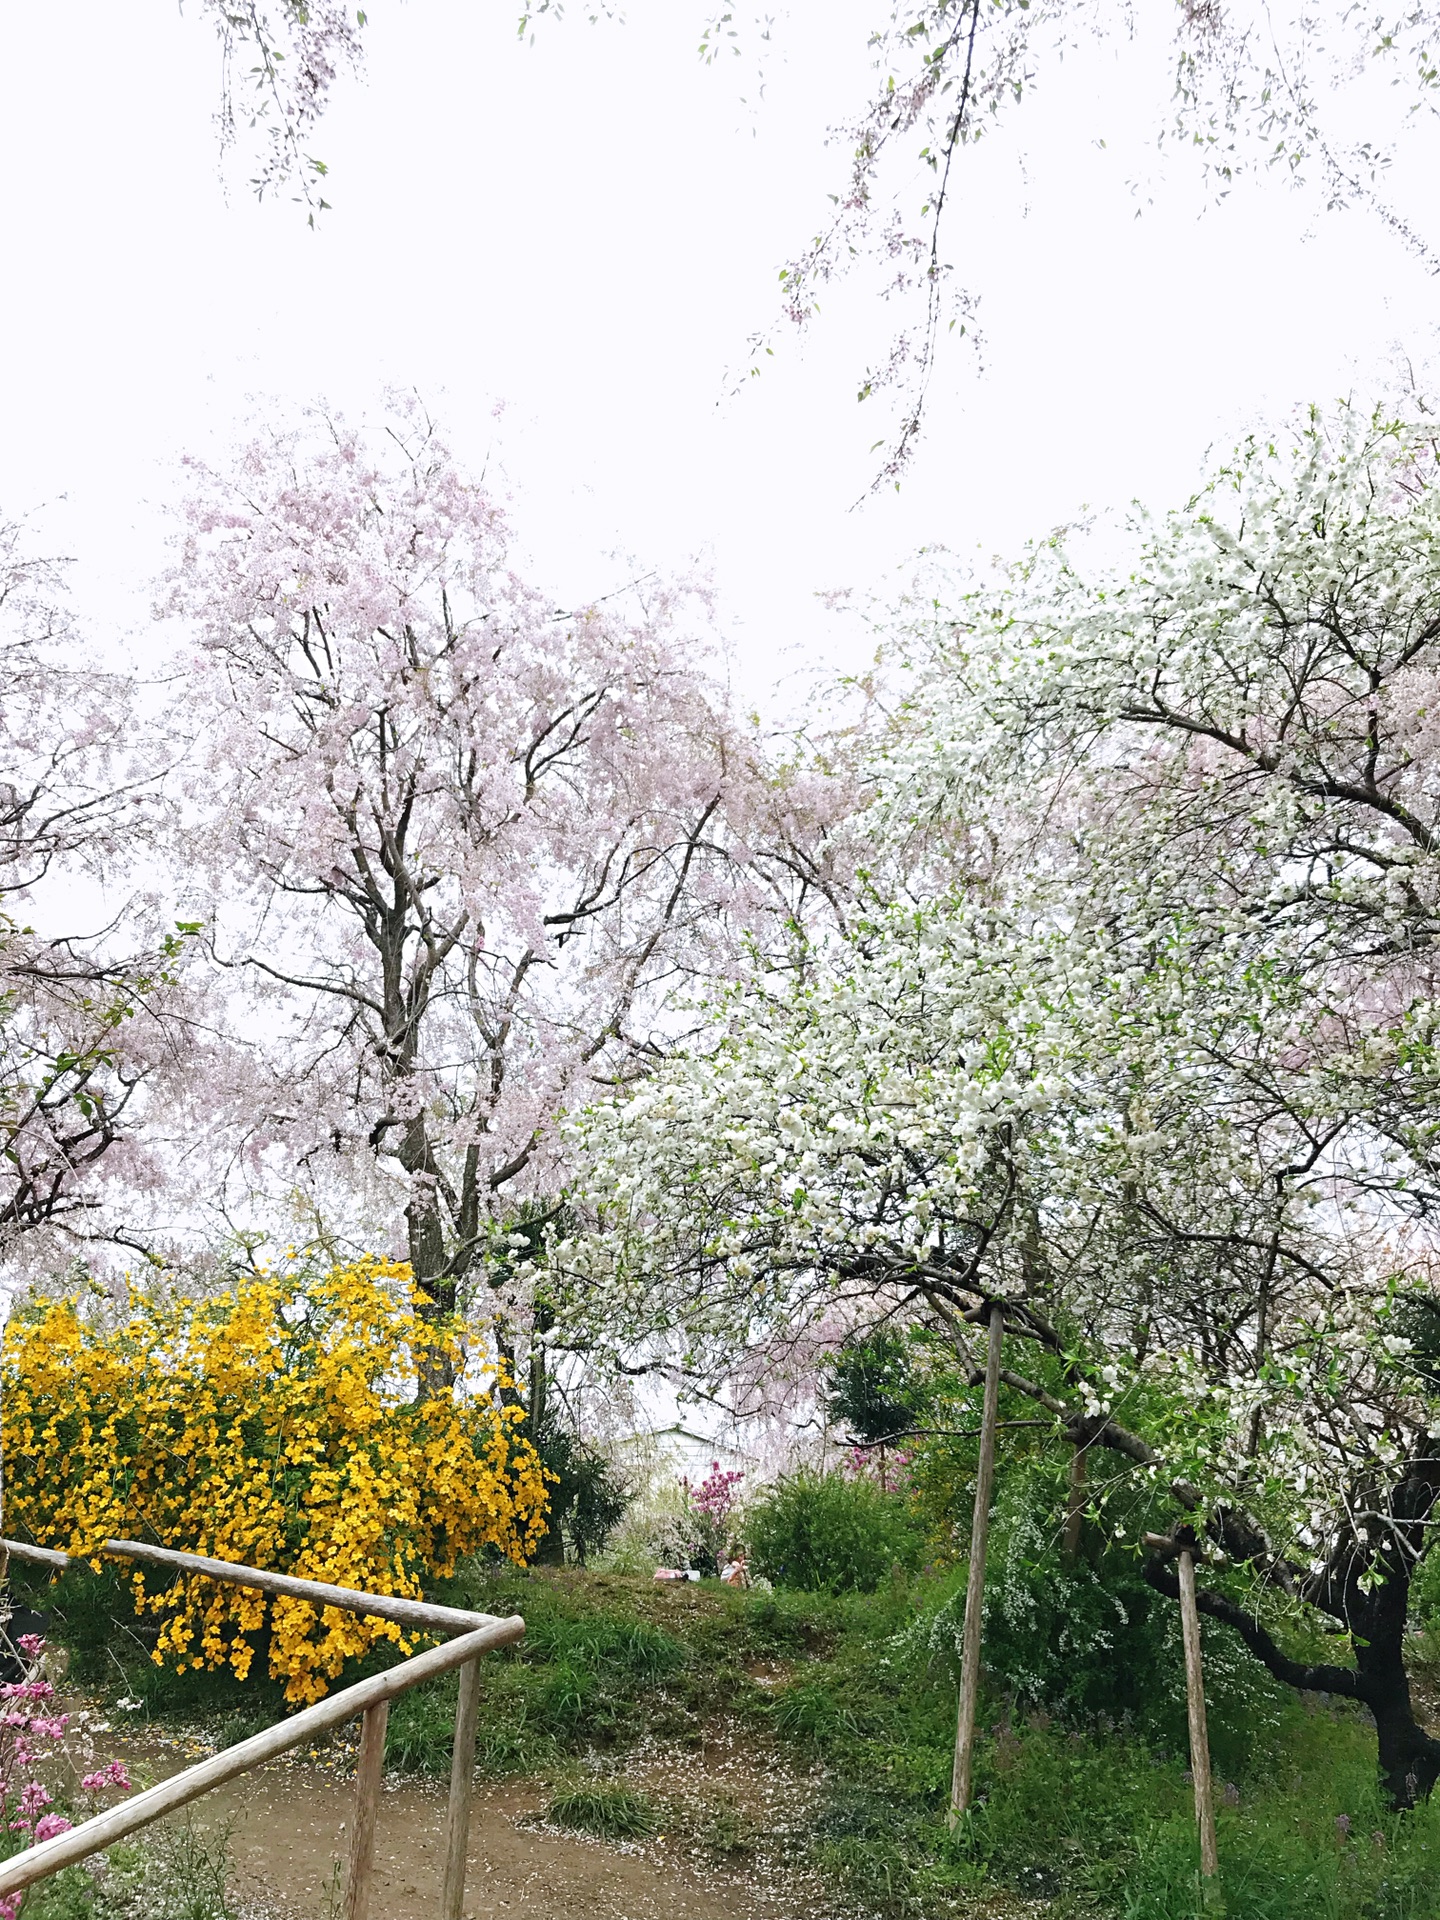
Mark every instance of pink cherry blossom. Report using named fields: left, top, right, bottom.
left=160, top=399, right=843, bottom=1340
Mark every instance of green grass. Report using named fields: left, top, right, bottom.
left=19, top=1554, right=1440, bottom=1917
left=0, top=1824, right=238, bottom=1920
left=544, top=1781, right=659, bottom=1839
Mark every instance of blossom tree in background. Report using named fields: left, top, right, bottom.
left=193, top=0, right=364, bottom=215
left=164, top=400, right=837, bottom=1393
left=528, top=1, right=1440, bottom=481
left=0, top=522, right=193, bottom=1266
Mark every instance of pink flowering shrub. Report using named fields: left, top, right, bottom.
left=841, top=1443, right=915, bottom=1494
left=678, top=1461, right=744, bottom=1576
left=0, top=1636, right=131, bottom=1915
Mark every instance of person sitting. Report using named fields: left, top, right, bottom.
left=719, top=1551, right=749, bottom=1588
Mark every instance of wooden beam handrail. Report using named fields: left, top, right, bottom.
left=1, top=1536, right=505, bottom=1638
left=0, top=1613, right=525, bottom=1901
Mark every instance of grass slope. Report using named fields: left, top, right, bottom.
left=15, top=1557, right=1440, bottom=1918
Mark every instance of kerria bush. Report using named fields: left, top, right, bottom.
left=2, top=1257, right=550, bottom=1703
left=745, top=1468, right=924, bottom=1595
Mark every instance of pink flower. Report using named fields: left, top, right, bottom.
left=31, top=1814, right=71, bottom=1843
left=81, top=1762, right=131, bottom=1793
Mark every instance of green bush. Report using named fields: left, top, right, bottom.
left=954, top=1469, right=1289, bottom=1774
left=745, top=1468, right=924, bottom=1594
left=526, top=1416, right=631, bottom=1566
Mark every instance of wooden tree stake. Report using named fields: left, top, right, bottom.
left=1177, top=1547, right=1219, bottom=1881
left=440, top=1655, right=483, bottom=1920
left=345, top=1700, right=390, bottom=1920
left=1063, top=1439, right=1087, bottom=1564
left=949, top=1300, right=1004, bottom=1828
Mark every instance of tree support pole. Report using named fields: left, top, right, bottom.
left=1177, top=1545, right=1220, bottom=1883
left=949, top=1300, right=1004, bottom=1828
left=1063, top=1438, right=1087, bottom=1564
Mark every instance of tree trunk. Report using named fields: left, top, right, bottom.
left=405, top=1198, right=455, bottom=1311
left=407, top=1189, right=456, bottom=1396
left=1372, top=1690, right=1440, bottom=1808
left=1145, top=1549, right=1440, bottom=1811
left=397, top=1115, right=459, bottom=1396
left=528, top=1341, right=548, bottom=1436
left=398, top=1111, right=457, bottom=1317
left=1354, top=1582, right=1440, bottom=1807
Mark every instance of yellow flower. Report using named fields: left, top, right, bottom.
left=3, top=1257, right=548, bottom=1703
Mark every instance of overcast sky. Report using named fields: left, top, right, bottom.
left=3, top=2, right=1439, bottom=706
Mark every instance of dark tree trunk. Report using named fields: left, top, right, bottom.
left=531, top=1525, right=565, bottom=1567
left=1372, top=1690, right=1440, bottom=1808
left=404, top=1192, right=456, bottom=1319
left=399, top=1115, right=457, bottom=1317
left=398, top=1125, right=458, bottom=1396
left=1353, top=1573, right=1440, bottom=1808
left=529, top=1343, right=548, bottom=1435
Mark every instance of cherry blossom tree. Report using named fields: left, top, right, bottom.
left=163, top=400, right=835, bottom=1379
left=176, top=5, right=1440, bottom=473
left=526, top=2, right=1440, bottom=481
left=0, top=523, right=190, bottom=1267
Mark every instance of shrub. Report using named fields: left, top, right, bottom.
left=954, top=1470, right=1288, bottom=1773
left=2, top=1258, right=549, bottom=1702
left=527, top=1418, right=631, bottom=1566
left=597, top=1465, right=740, bottom=1576
left=745, top=1468, right=923, bottom=1594
left=679, top=1461, right=744, bottom=1577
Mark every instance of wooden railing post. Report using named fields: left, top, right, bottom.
left=440, top=1655, right=482, bottom=1920
left=949, top=1299, right=1004, bottom=1828
left=345, top=1700, right=389, bottom=1920
left=1177, top=1543, right=1219, bottom=1883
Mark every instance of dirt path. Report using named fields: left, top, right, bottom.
left=84, top=1716, right=840, bottom=1920
left=212, top=1768, right=776, bottom=1920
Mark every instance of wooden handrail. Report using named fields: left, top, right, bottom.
left=1, top=1536, right=503, bottom=1637
left=0, top=1613, right=525, bottom=1900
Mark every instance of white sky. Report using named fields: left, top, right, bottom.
left=2, top=2, right=1439, bottom=708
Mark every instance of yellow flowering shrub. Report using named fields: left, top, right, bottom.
left=2, top=1256, right=549, bottom=1702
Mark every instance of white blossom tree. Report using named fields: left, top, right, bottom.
left=560, top=400, right=1440, bottom=1805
